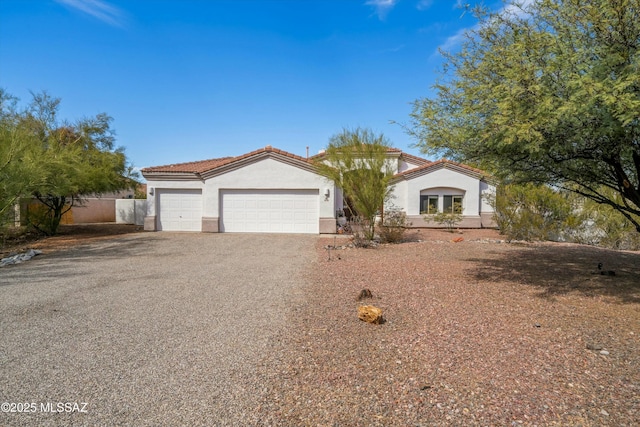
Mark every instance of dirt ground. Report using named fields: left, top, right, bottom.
left=0, top=223, right=144, bottom=257
left=257, top=228, right=640, bottom=426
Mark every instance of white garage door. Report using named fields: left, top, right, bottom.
left=157, top=189, right=202, bottom=231
left=221, top=189, right=319, bottom=234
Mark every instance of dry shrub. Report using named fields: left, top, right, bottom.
left=379, top=209, right=412, bottom=243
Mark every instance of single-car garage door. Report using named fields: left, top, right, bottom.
left=220, top=189, right=319, bottom=234
left=157, top=189, right=202, bottom=231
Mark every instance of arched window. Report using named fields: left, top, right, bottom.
left=420, top=188, right=465, bottom=214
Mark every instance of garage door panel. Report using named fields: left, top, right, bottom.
left=221, top=190, right=319, bottom=234
left=158, top=189, right=202, bottom=232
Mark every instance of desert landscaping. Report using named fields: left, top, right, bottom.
left=256, top=229, right=640, bottom=426
left=1, top=226, right=639, bottom=426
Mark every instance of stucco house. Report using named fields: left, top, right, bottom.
left=140, top=145, right=495, bottom=233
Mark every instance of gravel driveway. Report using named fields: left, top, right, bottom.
left=0, top=232, right=318, bottom=426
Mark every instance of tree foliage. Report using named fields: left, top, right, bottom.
left=314, top=128, right=396, bottom=240
left=0, top=89, right=136, bottom=235
left=410, top=0, right=640, bottom=231
left=573, top=187, right=640, bottom=249
left=488, top=183, right=579, bottom=241
left=0, top=90, right=42, bottom=221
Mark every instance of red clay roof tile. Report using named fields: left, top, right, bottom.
left=141, top=146, right=313, bottom=175
left=394, top=158, right=487, bottom=178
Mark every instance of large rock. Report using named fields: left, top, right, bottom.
left=358, top=305, right=384, bottom=324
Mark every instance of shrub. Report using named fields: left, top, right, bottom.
left=488, top=183, right=577, bottom=241
left=349, top=216, right=377, bottom=248
left=424, top=203, right=463, bottom=232
left=572, top=191, right=640, bottom=250
left=379, top=209, right=412, bottom=243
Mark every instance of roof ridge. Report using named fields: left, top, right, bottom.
left=393, top=158, right=487, bottom=178
left=141, top=146, right=312, bottom=175
left=400, top=151, right=430, bottom=164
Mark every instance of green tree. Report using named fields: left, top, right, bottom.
left=488, top=183, right=579, bottom=241
left=314, top=128, right=396, bottom=240
left=573, top=187, right=640, bottom=249
left=0, top=90, right=42, bottom=223
left=1, top=90, right=136, bottom=235
left=410, top=0, right=640, bottom=231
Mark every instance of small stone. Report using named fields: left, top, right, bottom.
left=600, top=350, right=609, bottom=355
left=534, top=323, right=541, bottom=328
left=586, top=343, right=603, bottom=351
left=357, top=288, right=373, bottom=301
left=357, top=305, right=384, bottom=324
left=600, top=409, right=609, bottom=416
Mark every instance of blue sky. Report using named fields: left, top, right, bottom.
left=0, top=0, right=484, bottom=173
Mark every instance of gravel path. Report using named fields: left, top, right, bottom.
left=0, top=233, right=317, bottom=426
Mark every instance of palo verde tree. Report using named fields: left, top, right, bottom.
left=1, top=90, right=136, bottom=235
left=410, top=0, right=640, bottom=231
left=314, top=128, right=396, bottom=240
left=0, top=90, right=42, bottom=223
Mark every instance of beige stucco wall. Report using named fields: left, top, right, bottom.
left=21, top=198, right=118, bottom=225
left=70, top=199, right=116, bottom=223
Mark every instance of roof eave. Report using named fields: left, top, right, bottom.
left=142, top=171, right=202, bottom=181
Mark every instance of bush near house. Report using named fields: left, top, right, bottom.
left=423, top=201, right=463, bottom=232
left=379, top=208, right=412, bottom=243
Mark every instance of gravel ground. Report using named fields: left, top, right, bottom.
left=2, top=228, right=639, bottom=426
left=0, top=232, right=317, bottom=426
left=256, top=229, right=640, bottom=426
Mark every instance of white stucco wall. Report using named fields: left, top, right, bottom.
left=393, top=168, right=484, bottom=216
left=397, top=159, right=422, bottom=174
left=145, top=180, right=204, bottom=217
left=204, top=157, right=335, bottom=219
left=480, top=181, right=495, bottom=213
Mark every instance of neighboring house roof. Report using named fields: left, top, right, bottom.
left=391, top=158, right=488, bottom=183
left=141, top=146, right=315, bottom=180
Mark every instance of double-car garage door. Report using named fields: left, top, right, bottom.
left=220, top=189, right=319, bottom=234
left=157, top=189, right=319, bottom=233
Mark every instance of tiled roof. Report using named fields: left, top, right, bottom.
left=394, top=158, right=487, bottom=179
left=225, top=145, right=312, bottom=166
left=141, top=146, right=312, bottom=176
left=141, top=146, right=485, bottom=181
left=400, top=152, right=431, bottom=165
left=141, top=157, right=234, bottom=174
